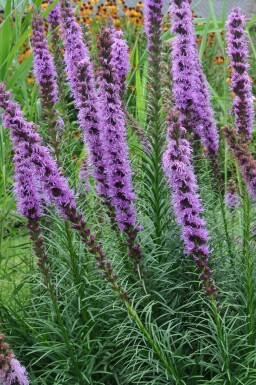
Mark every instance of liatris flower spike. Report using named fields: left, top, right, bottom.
left=31, top=10, right=58, bottom=108
left=0, top=334, right=29, bottom=385
left=170, top=0, right=195, bottom=132
left=60, top=0, right=108, bottom=198
left=144, top=0, right=163, bottom=53
left=226, top=7, right=254, bottom=140
left=47, top=0, right=61, bottom=30
left=110, top=28, right=130, bottom=96
left=170, top=0, right=219, bottom=158
left=31, top=9, right=63, bottom=160
left=144, top=0, right=163, bottom=126
left=163, top=111, right=218, bottom=301
left=225, top=179, right=240, bottom=209
left=97, top=27, right=143, bottom=273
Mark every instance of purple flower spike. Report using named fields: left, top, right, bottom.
left=226, top=7, right=254, bottom=140
left=170, top=0, right=195, bottom=131
left=144, top=0, right=163, bottom=53
left=170, top=0, right=219, bottom=157
left=110, top=28, right=130, bottom=94
left=31, top=9, right=63, bottom=159
left=47, top=0, right=61, bottom=30
left=97, top=27, right=136, bottom=233
left=31, top=10, right=58, bottom=107
left=225, top=179, right=240, bottom=209
left=60, top=0, right=108, bottom=197
left=163, top=111, right=218, bottom=301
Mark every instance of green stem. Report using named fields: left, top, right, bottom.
left=217, top=182, right=234, bottom=261
left=242, top=191, right=254, bottom=346
left=211, top=301, right=233, bottom=384
left=64, top=221, right=89, bottom=322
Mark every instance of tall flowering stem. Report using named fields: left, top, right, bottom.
left=97, top=27, right=143, bottom=274
left=0, top=334, right=29, bottom=385
left=223, top=125, right=256, bottom=200
left=226, top=7, right=254, bottom=140
left=170, top=0, right=219, bottom=160
left=59, top=0, right=108, bottom=198
left=163, top=112, right=218, bottom=301
left=144, top=0, right=166, bottom=243
left=31, top=10, right=63, bottom=160
left=0, top=82, right=128, bottom=302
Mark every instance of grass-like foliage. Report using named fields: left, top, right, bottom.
left=0, top=0, right=256, bottom=384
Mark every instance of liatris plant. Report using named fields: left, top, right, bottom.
left=163, top=111, right=218, bottom=301
left=0, top=334, right=29, bottom=385
left=59, top=0, right=108, bottom=198
left=144, top=0, right=166, bottom=244
left=170, top=0, right=219, bottom=159
left=226, top=7, right=254, bottom=140
left=223, top=125, right=256, bottom=201
left=225, top=179, right=240, bottom=209
left=97, top=27, right=143, bottom=273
